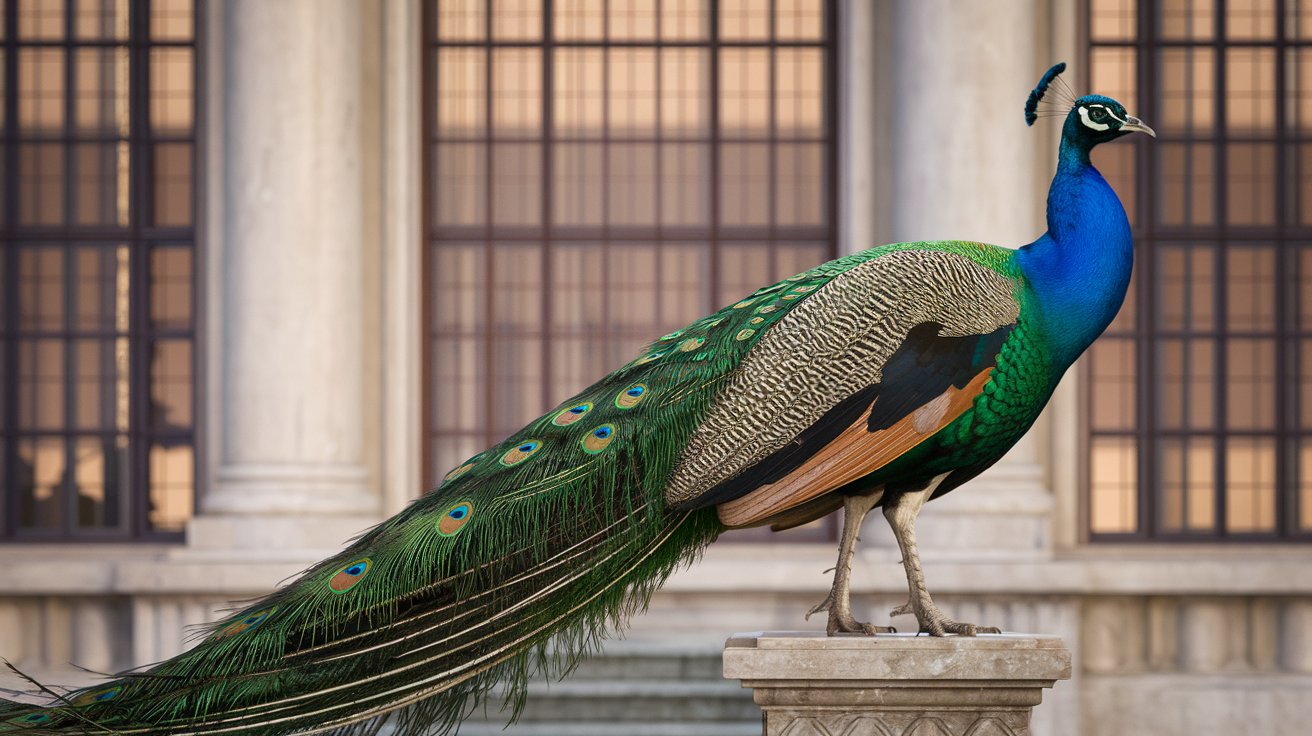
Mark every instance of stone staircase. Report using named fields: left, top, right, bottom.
left=458, top=640, right=761, bottom=736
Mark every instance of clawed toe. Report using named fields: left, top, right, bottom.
left=892, top=600, right=1000, bottom=637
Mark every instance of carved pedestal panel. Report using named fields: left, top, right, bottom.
left=723, top=632, right=1070, bottom=736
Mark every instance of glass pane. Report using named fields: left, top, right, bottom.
left=661, top=49, right=710, bottom=138
left=76, top=0, right=130, bottom=39
left=17, top=438, right=64, bottom=530
left=1160, top=437, right=1216, bottom=533
left=1158, top=143, right=1215, bottom=226
left=438, top=0, right=487, bottom=40
left=74, top=47, right=130, bottom=136
left=1158, top=244, right=1216, bottom=332
left=775, top=49, right=824, bottom=138
left=150, top=48, right=194, bottom=133
left=73, top=338, right=125, bottom=430
left=18, top=246, right=65, bottom=331
left=609, top=49, right=659, bottom=138
left=152, top=142, right=194, bottom=226
left=73, top=142, right=129, bottom=226
left=1160, top=0, right=1215, bottom=40
left=150, top=246, right=193, bottom=329
left=775, top=142, right=824, bottom=226
left=1226, top=144, right=1276, bottom=226
left=553, top=49, right=602, bottom=139
left=74, top=437, right=124, bottom=529
left=1293, top=0, right=1312, bottom=38
left=720, top=48, right=771, bottom=139
left=1301, top=249, right=1312, bottom=330
left=1300, top=145, right=1312, bottom=227
left=432, top=243, right=485, bottom=333
left=1159, top=48, right=1214, bottom=135
left=1089, top=338, right=1136, bottom=431
left=609, top=143, right=658, bottom=227
left=1225, top=246, right=1276, bottom=332
left=148, top=443, right=192, bottom=532
left=659, top=243, right=712, bottom=324
left=1090, top=47, right=1137, bottom=108
left=18, top=339, right=65, bottom=430
left=1225, top=48, right=1277, bottom=135
left=150, top=0, right=194, bottom=40
left=435, top=48, right=487, bottom=137
left=1091, top=0, right=1137, bottom=40
left=1157, top=338, right=1215, bottom=430
left=490, top=143, right=542, bottom=226
left=492, top=244, right=544, bottom=331
left=1226, top=0, right=1276, bottom=39
left=718, top=243, right=772, bottom=303
left=1225, top=338, right=1276, bottom=430
left=433, top=143, right=487, bottom=226
left=550, top=243, right=606, bottom=334
left=774, top=242, right=829, bottom=280
left=431, top=336, right=485, bottom=433
left=554, top=0, right=603, bottom=40
left=553, top=143, right=604, bottom=227
left=491, top=49, right=542, bottom=137
left=491, top=0, right=542, bottom=40
left=719, top=143, right=770, bottom=226
left=1225, top=437, right=1276, bottom=534
left=775, top=0, right=824, bottom=40
left=1090, top=436, right=1138, bottom=534
left=1301, top=440, right=1312, bottom=531
left=609, top=0, right=657, bottom=40
left=661, top=0, right=708, bottom=40
left=491, top=337, right=545, bottom=434
left=720, top=0, right=769, bottom=40
left=150, top=339, right=193, bottom=430
left=1301, top=340, right=1312, bottom=430
left=18, top=48, right=65, bottom=132
left=76, top=245, right=127, bottom=332
left=18, top=0, right=65, bottom=40
left=1291, top=50, right=1312, bottom=134
left=660, top=143, right=711, bottom=228
left=607, top=244, right=661, bottom=334
left=18, top=143, right=65, bottom=225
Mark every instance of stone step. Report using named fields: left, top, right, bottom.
left=454, top=721, right=762, bottom=736
left=563, top=642, right=726, bottom=682
left=465, top=679, right=758, bottom=724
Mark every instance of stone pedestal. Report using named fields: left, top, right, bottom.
left=723, top=632, right=1071, bottom=736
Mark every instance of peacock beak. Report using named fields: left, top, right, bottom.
left=1121, top=115, right=1156, bottom=138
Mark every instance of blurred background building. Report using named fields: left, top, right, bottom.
left=1, top=0, right=1310, bottom=734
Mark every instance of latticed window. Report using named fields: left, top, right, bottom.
left=1086, top=0, right=1312, bottom=540
left=0, top=0, right=197, bottom=540
left=422, top=0, right=837, bottom=539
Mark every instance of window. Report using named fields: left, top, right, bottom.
left=1085, top=0, right=1312, bottom=540
left=0, top=0, right=198, bottom=540
left=422, top=0, right=837, bottom=540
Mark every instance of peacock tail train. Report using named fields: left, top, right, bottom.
left=0, top=243, right=959, bottom=736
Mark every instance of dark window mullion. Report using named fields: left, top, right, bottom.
left=1138, top=0, right=1155, bottom=540
left=59, top=0, right=76, bottom=537
left=1213, top=0, right=1229, bottom=536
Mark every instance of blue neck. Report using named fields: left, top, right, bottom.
left=1016, top=136, right=1134, bottom=368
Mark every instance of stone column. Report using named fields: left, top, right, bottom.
left=723, top=632, right=1071, bottom=736
left=884, top=0, right=1051, bottom=558
left=190, top=0, right=380, bottom=551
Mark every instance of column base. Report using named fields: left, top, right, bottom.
left=723, top=631, right=1071, bottom=736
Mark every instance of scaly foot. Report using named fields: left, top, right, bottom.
left=889, top=598, right=1000, bottom=637
left=808, top=590, right=895, bottom=636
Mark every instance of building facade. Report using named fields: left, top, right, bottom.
left=2, top=1, right=1311, bottom=734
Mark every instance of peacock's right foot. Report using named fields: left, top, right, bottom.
left=889, top=597, right=999, bottom=637
left=807, top=590, right=895, bottom=636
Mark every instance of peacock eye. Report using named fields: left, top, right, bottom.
left=1090, top=107, right=1108, bottom=122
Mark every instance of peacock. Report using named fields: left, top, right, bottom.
left=1, top=62, right=1151, bottom=735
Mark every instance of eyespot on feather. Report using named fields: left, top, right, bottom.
left=749, top=317, right=765, bottom=325
left=328, top=558, right=372, bottom=594
left=732, top=298, right=756, bottom=309
left=659, top=329, right=684, bottom=340
left=72, top=686, right=123, bottom=707
left=736, top=329, right=755, bottom=341
left=756, top=304, right=778, bottom=314
left=443, top=459, right=478, bottom=483
left=500, top=440, right=542, bottom=466
left=216, top=607, right=274, bottom=639
left=552, top=402, right=592, bottom=426
left=581, top=424, right=616, bottom=454
left=11, top=713, right=50, bottom=725
left=632, top=352, right=663, bottom=366
left=615, top=384, right=648, bottom=409
left=438, top=501, right=474, bottom=536
left=677, top=337, right=705, bottom=352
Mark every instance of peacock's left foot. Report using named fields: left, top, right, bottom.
left=890, top=598, right=999, bottom=637
left=807, top=590, right=895, bottom=636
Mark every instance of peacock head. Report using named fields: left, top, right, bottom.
left=1025, top=62, right=1155, bottom=153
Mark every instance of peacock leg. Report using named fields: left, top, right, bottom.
left=806, top=491, right=894, bottom=636
left=883, top=477, right=1001, bottom=637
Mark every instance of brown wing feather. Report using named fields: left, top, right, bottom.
left=715, top=366, right=993, bottom=528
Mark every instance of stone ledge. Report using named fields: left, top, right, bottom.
left=723, top=632, right=1071, bottom=736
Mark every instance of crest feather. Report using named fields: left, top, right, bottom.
left=1025, top=62, right=1067, bottom=126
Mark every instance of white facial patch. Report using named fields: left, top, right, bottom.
left=1079, top=105, right=1111, bottom=131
